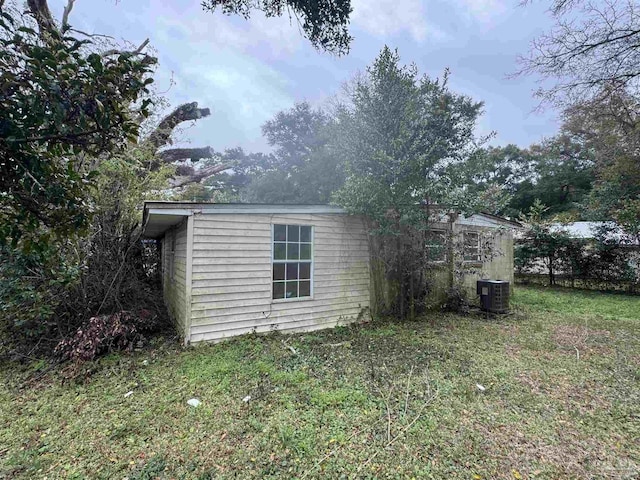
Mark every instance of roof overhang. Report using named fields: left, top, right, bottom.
left=141, top=201, right=348, bottom=238
left=462, top=212, right=522, bottom=229
left=143, top=208, right=192, bottom=239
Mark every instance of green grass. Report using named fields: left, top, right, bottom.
left=514, top=284, right=640, bottom=320
left=1, top=286, right=639, bottom=479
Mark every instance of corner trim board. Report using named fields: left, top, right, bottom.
left=184, top=215, right=194, bottom=345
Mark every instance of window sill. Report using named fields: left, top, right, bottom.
left=272, top=296, right=314, bottom=304
left=463, top=261, right=484, bottom=268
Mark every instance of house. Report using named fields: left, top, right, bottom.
left=142, top=202, right=518, bottom=344
left=550, top=221, right=639, bottom=246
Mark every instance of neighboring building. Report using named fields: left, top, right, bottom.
left=550, top=221, right=639, bottom=246
left=142, top=202, right=518, bottom=344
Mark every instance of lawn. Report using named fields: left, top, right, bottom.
left=1, top=286, right=638, bottom=479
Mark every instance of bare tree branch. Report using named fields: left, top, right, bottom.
left=61, top=0, right=75, bottom=30
left=169, top=163, right=230, bottom=188
left=158, top=146, right=214, bottom=163
left=101, top=38, right=150, bottom=57
left=145, top=102, right=211, bottom=150
left=518, top=0, right=640, bottom=106
left=67, top=28, right=114, bottom=40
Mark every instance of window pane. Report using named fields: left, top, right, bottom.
left=274, top=242, right=286, bottom=260
left=287, top=243, right=299, bottom=260
left=463, top=232, right=480, bottom=261
left=300, top=243, right=311, bottom=260
left=285, top=281, right=298, bottom=298
left=286, top=262, right=299, bottom=280
left=273, top=264, right=285, bottom=281
left=464, top=233, right=479, bottom=247
left=299, top=280, right=311, bottom=297
left=274, top=224, right=287, bottom=242
left=300, top=226, right=311, bottom=242
left=426, top=230, right=446, bottom=262
left=287, top=225, right=299, bottom=242
left=273, top=282, right=285, bottom=299
left=299, top=262, right=311, bottom=279
left=272, top=224, right=313, bottom=301
left=428, top=246, right=446, bottom=262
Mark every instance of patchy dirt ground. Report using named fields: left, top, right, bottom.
left=1, top=286, right=638, bottom=479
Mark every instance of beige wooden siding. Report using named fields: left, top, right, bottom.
left=162, top=220, right=188, bottom=332
left=455, top=225, right=515, bottom=295
left=189, top=213, right=370, bottom=343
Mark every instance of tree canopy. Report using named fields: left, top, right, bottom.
left=202, top=0, right=352, bottom=55
left=0, top=1, right=156, bottom=250
left=243, top=102, right=344, bottom=203
left=332, top=47, right=486, bottom=229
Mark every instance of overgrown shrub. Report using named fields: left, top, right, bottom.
left=442, top=285, right=470, bottom=314
left=0, top=244, right=80, bottom=341
left=0, top=151, right=172, bottom=359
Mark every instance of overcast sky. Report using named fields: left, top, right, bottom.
left=49, top=0, right=559, bottom=153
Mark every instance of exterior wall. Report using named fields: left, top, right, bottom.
left=456, top=225, right=514, bottom=298
left=188, top=213, right=370, bottom=343
left=162, top=219, right=189, bottom=334
left=425, top=226, right=514, bottom=306
left=371, top=219, right=515, bottom=312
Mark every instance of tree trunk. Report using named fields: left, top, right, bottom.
left=409, top=268, right=415, bottom=320
left=395, top=215, right=405, bottom=319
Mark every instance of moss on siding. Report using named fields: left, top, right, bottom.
left=370, top=227, right=515, bottom=312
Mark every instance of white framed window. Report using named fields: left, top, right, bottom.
left=426, top=229, right=447, bottom=262
left=272, top=224, right=313, bottom=300
left=463, top=231, right=481, bottom=262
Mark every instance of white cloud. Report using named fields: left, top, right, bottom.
left=350, top=0, right=448, bottom=42
left=150, top=2, right=304, bottom=58
left=452, top=0, right=508, bottom=26
left=48, top=0, right=298, bottom=151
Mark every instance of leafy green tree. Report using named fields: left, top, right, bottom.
left=202, top=0, right=352, bottom=54
left=333, top=47, right=485, bottom=226
left=465, top=139, right=594, bottom=219
left=458, top=144, right=534, bottom=216
left=0, top=1, right=156, bottom=252
left=244, top=102, right=344, bottom=203
left=515, top=200, right=585, bottom=286
left=332, top=47, right=487, bottom=316
left=510, top=137, right=593, bottom=218
left=559, top=92, right=640, bottom=235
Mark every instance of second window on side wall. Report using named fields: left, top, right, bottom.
left=272, top=224, right=313, bottom=300
left=426, top=229, right=447, bottom=262
left=463, top=231, right=481, bottom=262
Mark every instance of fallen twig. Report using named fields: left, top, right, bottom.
left=403, top=365, right=414, bottom=418
left=281, top=339, right=297, bottom=355
left=357, top=390, right=439, bottom=473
